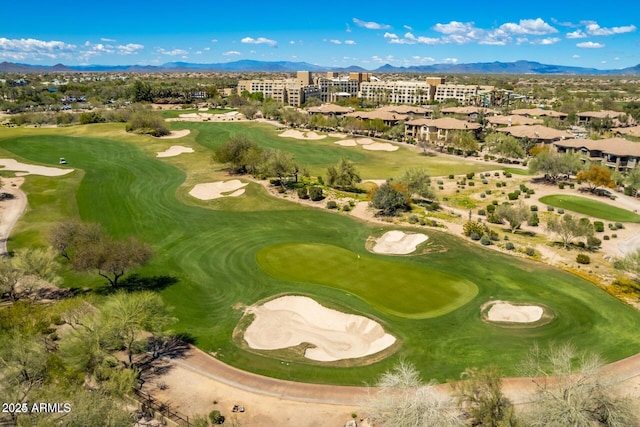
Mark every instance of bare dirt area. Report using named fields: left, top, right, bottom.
left=242, top=295, right=396, bottom=362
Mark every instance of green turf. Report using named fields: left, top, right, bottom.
left=2, top=123, right=640, bottom=385
left=539, top=194, right=640, bottom=222
left=256, top=242, right=478, bottom=319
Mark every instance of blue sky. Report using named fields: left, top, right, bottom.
left=1, top=1, right=638, bottom=69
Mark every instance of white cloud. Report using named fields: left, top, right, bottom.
left=353, top=17, right=391, bottom=30
left=223, top=51, right=241, bottom=56
left=566, top=29, right=587, bottom=39
left=0, top=37, right=76, bottom=61
left=289, top=40, right=295, bottom=45
left=443, top=57, right=458, bottom=64
left=329, top=40, right=342, bottom=44
left=204, top=47, right=211, bottom=51
left=372, top=55, right=383, bottom=62
left=157, top=48, right=188, bottom=56
left=532, top=37, right=561, bottom=45
left=586, top=22, right=636, bottom=36
left=195, top=51, right=202, bottom=55
left=614, top=57, right=620, bottom=61
left=241, top=37, right=277, bottom=47
left=433, top=21, right=475, bottom=34
left=577, top=41, right=605, bottom=48
left=346, top=23, right=352, bottom=33
left=499, top=18, right=557, bottom=35
left=411, top=55, right=435, bottom=63
left=388, top=32, right=439, bottom=45
left=344, top=40, right=356, bottom=45
left=404, top=24, right=413, bottom=31
left=572, top=54, right=581, bottom=58
left=211, top=39, right=218, bottom=43
left=101, top=38, right=116, bottom=43
left=384, top=32, right=398, bottom=40
left=117, top=43, right=144, bottom=55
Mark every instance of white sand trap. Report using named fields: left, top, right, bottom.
left=244, top=296, right=396, bottom=362
left=279, top=129, right=327, bottom=140
left=0, top=159, right=73, bottom=177
left=189, top=180, right=248, bottom=200
left=486, top=302, right=544, bottom=323
left=355, top=138, right=374, bottom=145
left=156, top=145, right=194, bottom=157
left=329, top=132, right=346, bottom=138
left=372, top=231, right=428, bottom=255
left=334, top=139, right=358, bottom=147
left=159, top=129, right=191, bottom=139
left=362, top=142, right=398, bottom=152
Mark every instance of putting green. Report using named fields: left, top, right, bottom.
left=540, top=194, right=640, bottom=222
left=256, top=242, right=479, bottom=319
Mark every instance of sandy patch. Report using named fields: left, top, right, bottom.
left=362, top=142, right=398, bottom=152
left=278, top=129, right=327, bottom=140
left=156, top=145, right=194, bottom=158
left=355, top=138, right=374, bottom=145
left=244, top=296, right=396, bottom=362
left=159, top=129, right=191, bottom=139
left=328, top=132, right=347, bottom=138
left=486, top=301, right=544, bottom=323
left=372, top=231, right=428, bottom=255
left=0, top=159, right=74, bottom=177
left=189, top=180, right=248, bottom=201
left=334, top=139, right=358, bottom=147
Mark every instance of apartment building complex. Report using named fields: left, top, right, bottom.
left=237, top=72, right=494, bottom=107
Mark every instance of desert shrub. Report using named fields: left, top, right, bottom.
left=419, top=219, right=426, bottom=226
left=603, top=235, right=610, bottom=240
left=489, top=231, right=500, bottom=241
left=615, top=222, right=624, bottom=230
left=530, top=205, right=538, bottom=212
left=587, top=236, right=601, bottom=249
left=478, top=209, right=486, bottom=216
left=309, top=186, right=324, bottom=201
left=449, top=174, right=455, bottom=179
left=504, top=172, right=512, bottom=178
left=480, top=193, right=486, bottom=198
left=576, top=254, right=591, bottom=264
left=594, top=221, right=604, bottom=232
left=558, top=208, right=565, bottom=214
left=485, top=189, right=492, bottom=195
left=125, top=109, right=170, bottom=136
left=528, top=213, right=539, bottom=226
left=342, top=204, right=352, bottom=212
left=482, top=179, right=488, bottom=184
left=209, top=410, right=224, bottom=424
left=612, top=233, right=617, bottom=238
left=480, top=235, right=491, bottom=245
left=547, top=206, right=554, bottom=212
left=317, top=176, right=324, bottom=185
left=494, top=172, right=500, bottom=177
left=569, top=183, right=575, bottom=189
left=468, top=181, right=475, bottom=186
left=438, top=185, right=444, bottom=190
left=470, top=232, right=481, bottom=241
left=486, top=204, right=496, bottom=214
left=496, top=182, right=502, bottom=188
left=505, top=242, right=515, bottom=250
left=297, top=187, right=309, bottom=199
left=525, top=247, right=536, bottom=256
left=507, top=192, right=519, bottom=200
left=624, top=186, right=633, bottom=196
left=463, top=221, right=484, bottom=237
left=408, top=214, right=419, bottom=224
left=558, top=182, right=565, bottom=189
left=326, top=200, right=338, bottom=209
left=437, top=180, right=444, bottom=185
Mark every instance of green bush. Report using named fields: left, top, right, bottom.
left=419, top=219, right=426, bottom=226
left=486, top=204, right=496, bottom=214
left=466, top=172, right=475, bottom=179
left=468, top=181, right=475, bottom=186
left=603, top=235, right=610, bottom=240
left=297, top=187, right=309, bottom=199
left=317, top=176, right=324, bottom=185
left=507, top=192, right=519, bottom=200
left=437, top=180, right=444, bottom=185
left=470, top=232, right=481, bottom=241
left=480, top=235, right=491, bottom=246
left=496, top=183, right=502, bottom=188
left=342, top=204, right=352, bottom=212
left=558, top=182, right=565, bottom=189
left=576, top=254, right=591, bottom=264
left=505, top=242, right=515, bottom=250
left=615, top=222, right=624, bottom=230
left=309, top=186, right=324, bottom=201
left=557, top=208, right=565, bottom=214
left=449, top=174, right=455, bottom=179
left=530, top=205, right=538, bottom=212
left=480, top=193, right=486, bottom=198
left=612, top=233, right=617, bottom=238
left=525, top=247, right=536, bottom=256
left=547, top=206, right=555, bottom=212
left=478, top=209, right=486, bottom=216
left=587, top=236, right=601, bottom=249
left=326, top=200, right=338, bottom=209
left=485, top=190, right=492, bottom=195
left=463, top=221, right=485, bottom=237
left=408, top=214, right=419, bottom=224
left=482, top=179, right=488, bottom=184
left=494, top=172, right=500, bottom=177
left=528, top=213, right=539, bottom=227
left=209, top=410, right=224, bottom=424
left=594, top=221, right=604, bottom=232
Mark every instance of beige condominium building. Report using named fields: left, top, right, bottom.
left=238, top=72, right=494, bottom=107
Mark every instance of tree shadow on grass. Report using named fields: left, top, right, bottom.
left=95, top=274, right=179, bottom=295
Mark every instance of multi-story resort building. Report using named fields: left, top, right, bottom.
left=237, top=72, right=494, bottom=107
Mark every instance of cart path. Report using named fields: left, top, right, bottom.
left=173, top=345, right=640, bottom=406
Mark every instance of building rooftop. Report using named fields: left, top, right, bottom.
left=511, top=108, right=567, bottom=118
left=406, top=117, right=482, bottom=130
left=496, top=124, right=574, bottom=140
left=486, top=115, right=543, bottom=126
left=555, top=137, right=640, bottom=157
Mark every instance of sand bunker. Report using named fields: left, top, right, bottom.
left=0, top=159, right=73, bottom=177
left=156, top=145, right=194, bottom=157
left=279, top=130, right=327, bottom=140
left=244, top=295, right=396, bottom=362
left=189, top=180, right=248, bottom=200
left=328, top=132, right=347, bottom=138
left=159, top=129, right=191, bottom=139
left=362, top=142, right=398, bottom=152
left=486, top=301, right=544, bottom=323
left=334, top=140, right=358, bottom=147
left=372, top=231, right=428, bottom=255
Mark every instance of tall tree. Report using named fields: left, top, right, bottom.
left=326, top=158, right=362, bottom=190
left=398, top=168, right=437, bottom=202
left=370, top=182, right=410, bottom=216
left=213, top=135, right=260, bottom=174
left=576, top=164, right=616, bottom=193
left=495, top=202, right=530, bottom=233
left=546, top=214, right=594, bottom=248
left=485, top=133, right=525, bottom=159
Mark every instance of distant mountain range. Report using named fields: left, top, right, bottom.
left=1, top=59, right=639, bottom=75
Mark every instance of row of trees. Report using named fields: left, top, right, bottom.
left=368, top=344, right=636, bottom=426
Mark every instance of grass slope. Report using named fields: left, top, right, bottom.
left=1, top=123, right=640, bottom=385
left=540, top=194, right=640, bottom=222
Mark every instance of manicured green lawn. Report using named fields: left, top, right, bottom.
left=539, top=194, right=640, bottom=222
left=2, top=123, right=640, bottom=385
left=257, top=242, right=478, bottom=319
